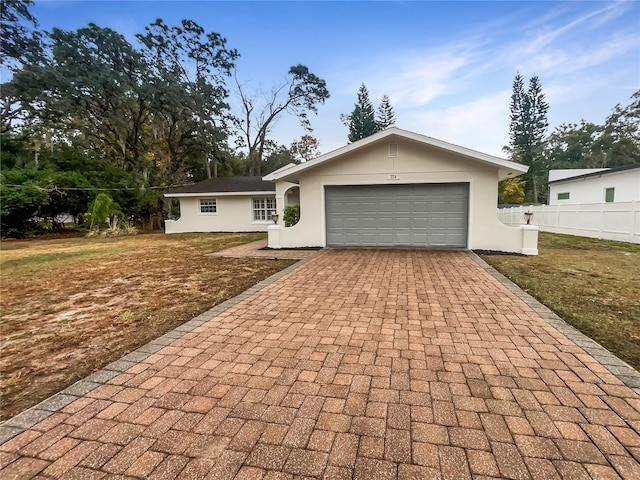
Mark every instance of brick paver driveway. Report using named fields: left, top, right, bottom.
left=2, top=250, right=639, bottom=479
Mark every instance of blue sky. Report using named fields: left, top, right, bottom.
left=33, top=0, right=640, bottom=157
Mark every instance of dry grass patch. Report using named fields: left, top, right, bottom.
left=0, top=232, right=296, bottom=420
left=480, top=232, right=640, bottom=371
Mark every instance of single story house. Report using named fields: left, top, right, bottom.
left=264, top=128, right=536, bottom=254
left=548, top=164, right=640, bottom=205
left=164, top=176, right=277, bottom=233
left=165, top=128, right=538, bottom=254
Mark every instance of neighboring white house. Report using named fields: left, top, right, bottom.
left=549, top=165, right=640, bottom=205
left=164, top=176, right=276, bottom=233
left=264, top=128, right=538, bottom=254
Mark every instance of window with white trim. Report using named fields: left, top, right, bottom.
left=199, top=199, right=217, bottom=214
left=252, top=198, right=276, bottom=221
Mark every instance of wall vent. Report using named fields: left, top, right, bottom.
left=388, top=143, right=398, bottom=157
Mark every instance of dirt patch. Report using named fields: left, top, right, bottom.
left=0, top=232, right=296, bottom=420
left=480, top=232, right=640, bottom=371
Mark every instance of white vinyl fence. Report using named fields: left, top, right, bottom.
left=497, top=202, right=640, bottom=244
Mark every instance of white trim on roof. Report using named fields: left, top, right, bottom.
left=164, top=191, right=275, bottom=198
left=264, top=127, right=527, bottom=181
left=263, top=163, right=298, bottom=180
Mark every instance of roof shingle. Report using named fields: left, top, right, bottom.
left=167, top=176, right=275, bottom=195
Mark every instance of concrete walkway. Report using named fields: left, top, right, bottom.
left=1, top=249, right=639, bottom=479
left=205, top=239, right=321, bottom=260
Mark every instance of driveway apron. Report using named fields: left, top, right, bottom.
left=1, top=249, right=639, bottom=479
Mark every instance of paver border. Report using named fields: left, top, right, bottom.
left=468, top=251, right=640, bottom=396
left=0, top=254, right=315, bottom=445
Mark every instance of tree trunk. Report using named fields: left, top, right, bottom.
left=205, top=155, right=212, bottom=179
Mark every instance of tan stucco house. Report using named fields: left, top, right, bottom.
left=165, top=128, right=539, bottom=254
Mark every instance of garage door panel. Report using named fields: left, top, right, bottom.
left=346, top=203, right=371, bottom=213
left=343, top=233, right=363, bottom=244
left=429, top=217, right=448, bottom=228
left=394, top=233, right=412, bottom=245
left=362, top=232, right=389, bottom=243
left=395, top=217, right=412, bottom=228
left=378, top=202, right=394, bottom=213
left=326, top=184, right=468, bottom=247
left=412, top=233, right=430, bottom=243
left=376, top=217, right=394, bottom=228
left=394, top=203, right=412, bottom=214
left=429, top=234, right=448, bottom=246
left=412, top=218, right=429, bottom=228
left=360, top=217, right=380, bottom=228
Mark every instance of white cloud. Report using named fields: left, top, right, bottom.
left=503, top=1, right=637, bottom=77
left=271, top=1, right=639, bottom=158
left=515, top=31, right=639, bottom=76
left=388, top=53, right=473, bottom=107
left=517, top=1, right=631, bottom=57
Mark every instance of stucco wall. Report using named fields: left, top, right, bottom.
left=165, top=195, right=275, bottom=233
left=274, top=139, right=526, bottom=252
left=549, top=169, right=640, bottom=205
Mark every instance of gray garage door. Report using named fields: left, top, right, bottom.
left=325, top=183, right=469, bottom=247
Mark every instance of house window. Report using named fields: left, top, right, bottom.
left=253, top=198, right=276, bottom=221
left=199, top=199, right=217, bottom=214
left=605, top=188, right=615, bottom=203
left=557, top=192, right=570, bottom=200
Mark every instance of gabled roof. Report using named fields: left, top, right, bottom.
left=165, top=176, right=275, bottom=198
left=263, top=127, right=528, bottom=182
left=548, top=164, right=640, bottom=184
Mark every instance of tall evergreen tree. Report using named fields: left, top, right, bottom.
left=508, top=73, right=527, bottom=157
left=345, top=83, right=378, bottom=142
left=376, top=94, right=396, bottom=130
left=505, top=73, right=549, bottom=203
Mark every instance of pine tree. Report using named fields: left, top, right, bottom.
left=346, top=84, right=378, bottom=142
left=508, top=73, right=527, bottom=159
left=506, top=73, right=549, bottom=203
left=376, top=94, right=396, bottom=130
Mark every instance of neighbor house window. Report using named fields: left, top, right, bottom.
left=199, top=199, right=217, bottom=214
left=557, top=192, right=570, bottom=200
left=605, top=188, right=615, bottom=203
left=253, top=198, right=276, bottom=221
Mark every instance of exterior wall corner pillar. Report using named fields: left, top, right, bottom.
left=267, top=224, right=283, bottom=249
left=521, top=225, right=539, bottom=255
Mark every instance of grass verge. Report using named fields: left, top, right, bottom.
left=480, top=232, right=640, bottom=371
left=0, top=232, right=296, bottom=420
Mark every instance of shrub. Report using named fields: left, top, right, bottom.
left=86, top=193, right=121, bottom=231
left=283, top=205, right=300, bottom=227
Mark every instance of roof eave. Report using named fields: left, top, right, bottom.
left=270, top=127, right=528, bottom=182
left=263, top=163, right=298, bottom=181
left=548, top=164, right=640, bottom=184
left=164, top=190, right=275, bottom=198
